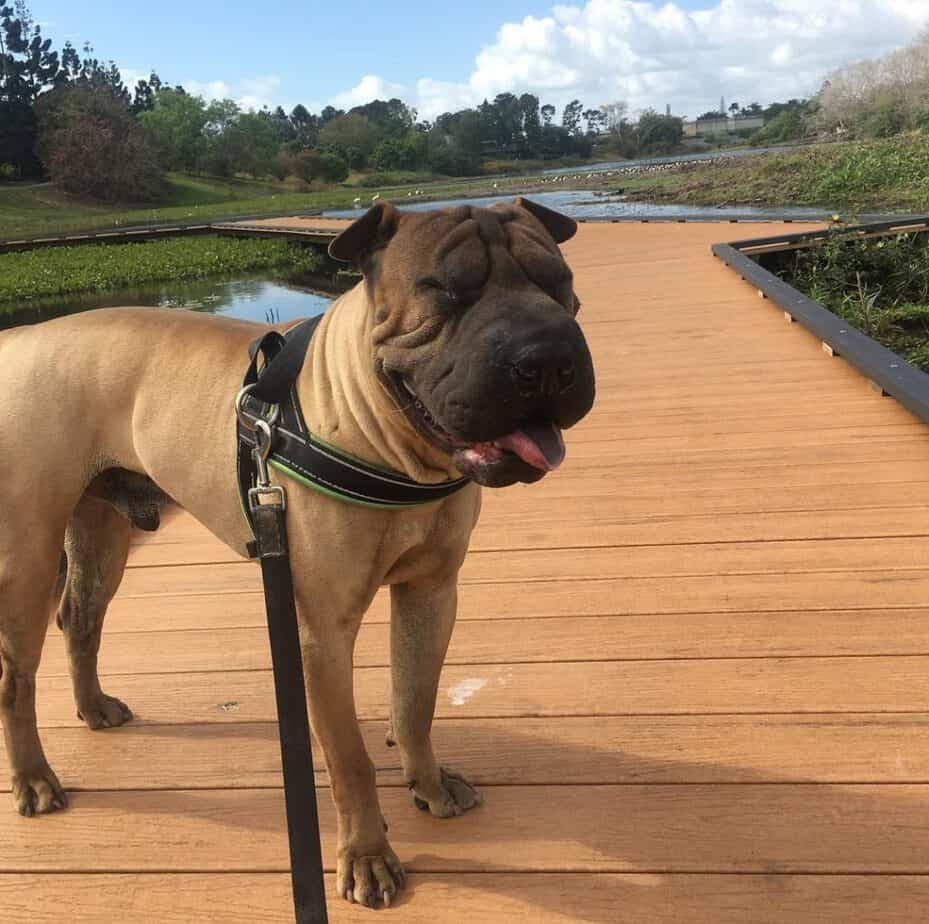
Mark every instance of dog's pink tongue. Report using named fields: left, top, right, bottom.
left=496, top=423, right=566, bottom=471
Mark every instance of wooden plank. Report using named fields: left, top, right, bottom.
left=126, top=534, right=929, bottom=580
left=3, top=872, right=928, bottom=923
left=4, top=784, right=929, bottom=873
left=127, top=498, right=929, bottom=564
left=38, top=609, right=929, bottom=672
left=109, top=567, right=929, bottom=622
left=30, top=656, right=929, bottom=727
left=8, top=715, right=929, bottom=791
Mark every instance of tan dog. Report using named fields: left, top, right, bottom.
left=0, top=199, right=594, bottom=908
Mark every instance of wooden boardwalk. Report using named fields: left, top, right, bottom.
left=5, top=220, right=929, bottom=921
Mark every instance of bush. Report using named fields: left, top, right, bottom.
left=751, top=109, right=806, bottom=144
left=36, top=83, right=165, bottom=202
left=771, top=230, right=929, bottom=370
left=282, top=148, right=348, bottom=184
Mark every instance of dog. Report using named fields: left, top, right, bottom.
left=0, top=198, right=595, bottom=908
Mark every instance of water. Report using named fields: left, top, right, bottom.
left=0, top=273, right=335, bottom=331
left=324, top=189, right=855, bottom=222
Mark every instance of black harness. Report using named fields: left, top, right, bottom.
left=236, top=314, right=469, bottom=535
left=233, top=312, right=469, bottom=922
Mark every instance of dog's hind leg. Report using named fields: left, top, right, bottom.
left=0, top=524, right=69, bottom=816
left=57, top=494, right=133, bottom=731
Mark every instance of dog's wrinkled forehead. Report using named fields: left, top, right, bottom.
left=398, top=203, right=572, bottom=296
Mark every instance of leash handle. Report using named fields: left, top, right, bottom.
left=254, top=501, right=329, bottom=924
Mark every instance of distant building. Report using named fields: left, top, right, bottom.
left=683, top=113, right=765, bottom=138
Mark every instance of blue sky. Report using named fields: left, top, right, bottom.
left=31, top=1, right=929, bottom=119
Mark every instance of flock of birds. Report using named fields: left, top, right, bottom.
left=348, top=153, right=738, bottom=207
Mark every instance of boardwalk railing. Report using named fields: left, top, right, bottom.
left=713, top=215, right=929, bottom=426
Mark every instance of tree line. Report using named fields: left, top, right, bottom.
left=0, top=4, right=691, bottom=201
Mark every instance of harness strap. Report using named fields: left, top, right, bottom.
left=236, top=315, right=470, bottom=522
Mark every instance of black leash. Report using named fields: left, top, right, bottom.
left=236, top=316, right=328, bottom=924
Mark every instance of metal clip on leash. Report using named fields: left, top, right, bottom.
left=250, top=417, right=286, bottom=511
left=235, top=385, right=328, bottom=924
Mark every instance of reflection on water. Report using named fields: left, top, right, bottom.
left=0, top=272, right=335, bottom=331
left=324, top=189, right=863, bottom=222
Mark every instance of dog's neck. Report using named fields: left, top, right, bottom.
left=296, top=283, right=462, bottom=484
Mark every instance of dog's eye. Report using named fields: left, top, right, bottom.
left=417, top=276, right=457, bottom=301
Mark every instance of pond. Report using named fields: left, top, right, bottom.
left=0, top=272, right=335, bottom=332
left=323, top=190, right=888, bottom=223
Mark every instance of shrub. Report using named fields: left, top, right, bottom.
left=36, top=83, right=164, bottom=202
left=771, top=230, right=929, bottom=370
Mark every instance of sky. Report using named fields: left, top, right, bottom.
left=31, top=0, right=929, bottom=120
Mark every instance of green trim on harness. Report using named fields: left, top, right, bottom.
left=269, top=459, right=443, bottom=509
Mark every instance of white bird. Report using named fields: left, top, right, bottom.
left=372, top=193, right=381, bottom=202
left=493, top=182, right=498, bottom=189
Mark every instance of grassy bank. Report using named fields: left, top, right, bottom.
left=0, top=235, right=324, bottom=307
left=617, top=134, right=929, bottom=211
left=768, top=230, right=929, bottom=370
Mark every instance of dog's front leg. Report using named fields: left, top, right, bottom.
left=298, top=610, right=404, bottom=909
left=390, top=576, right=482, bottom=818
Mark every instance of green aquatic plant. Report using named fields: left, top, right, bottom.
left=0, top=235, right=325, bottom=308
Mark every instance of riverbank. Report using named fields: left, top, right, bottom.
left=612, top=135, right=929, bottom=212
left=0, top=235, right=325, bottom=308
left=0, top=149, right=782, bottom=239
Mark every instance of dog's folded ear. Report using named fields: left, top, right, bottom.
left=329, top=202, right=401, bottom=267
left=513, top=196, right=578, bottom=244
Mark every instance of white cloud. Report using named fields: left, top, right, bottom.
left=330, top=74, right=406, bottom=109
left=335, top=0, right=929, bottom=119
left=181, top=74, right=283, bottom=111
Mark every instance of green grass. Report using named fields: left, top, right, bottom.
left=0, top=174, right=372, bottom=238
left=619, top=134, right=929, bottom=210
left=769, top=230, right=929, bottom=370
left=0, top=235, right=324, bottom=308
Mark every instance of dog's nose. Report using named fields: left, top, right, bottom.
left=514, top=348, right=576, bottom=395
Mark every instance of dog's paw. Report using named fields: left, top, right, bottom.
left=12, top=765, right=68, bottom=816
left=337, top=841, right=405, bottom=909
left=412, top=766, right=482, bottom=818
left=78, top=693, right=133, bottom=730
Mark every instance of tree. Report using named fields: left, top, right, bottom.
left=130, top=72, right=161, bottom=115
left=0, top=2, right=63, bottom=176
left=282, top=147, right=348, bottom=183
left=728, top=102, right=740, bottom=115
left=561, top=99, right=583, bottom=135
left=540, top=103, right=555, bottom=126
left=138, top=88, right=208, bottom=171
left=370, top=132, right=427, bottom=171
left=317, top=113, right=378, bottom=169
left=0, top=3, right=62, bottom=104
left=635, top=109, right=684, bottom=153
left=269, top=105, right=295, bottom=143
left=349, top=98, right=414, bottom=137
left=519, top=93, right=542, bottom=151
left=203, top=110, right=279, bottom=177
left=289, top=104, right=319, bottom=148
left=599, top=100, right=628, bottom=132
left=36, top=81, right=163, bottom=200
left=582, top=108, right=605, bottom=135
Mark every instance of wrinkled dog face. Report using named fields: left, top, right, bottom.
left=330, top=198, right=595, bottom=487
